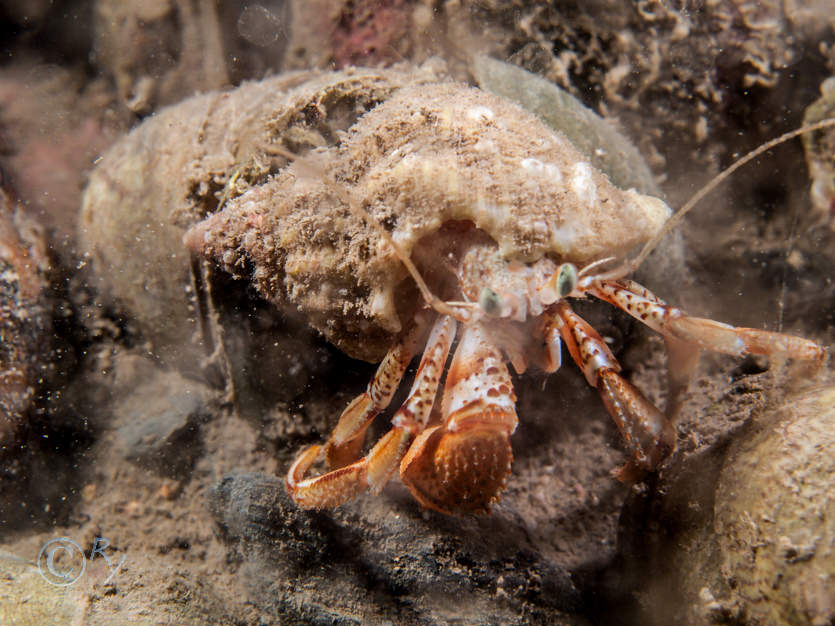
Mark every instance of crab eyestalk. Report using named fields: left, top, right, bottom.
left=539, top=262, right=579, bottom=305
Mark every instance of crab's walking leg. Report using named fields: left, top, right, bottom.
left=400, top=323, right=519, bottom=514
left=323, top=311, right=432, bottom=469
left=286, top=315, right=456, bottom=509
left=588, top=279, right=826, bottom=362
left=541, top=314, right=563, bottom=373
left=552, top=301, right=676, bottom=482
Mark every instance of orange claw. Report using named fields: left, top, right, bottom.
left=287, top=428, right=417, bottom=510
left=400, top=410, right=515, bottom=514
left=285, top=315, right=455, bottom=510
left=285, top=315, right=520, bottom=514
left=286, top=445, right=368, bottom=509
left=401, top=323, right=518, bottom=514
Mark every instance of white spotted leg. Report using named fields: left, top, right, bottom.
left=587, top=278, right=826, bottom=422
left=551, top=301, right=677, bottom=482
left=588, top=278, right=826, bottom=365
left=322, top=311, right=432, bottom=470
left=286, top=314, right=456, bottom=509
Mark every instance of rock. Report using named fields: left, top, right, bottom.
left=614, top=379, right=835, bottom=625
left=209, top=472, right=591, bottom=625
left=708, top=384, right=835, bottom=625
left=110, top=356, right=211, bottom=478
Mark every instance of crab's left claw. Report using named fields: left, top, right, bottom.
left=400, top=406, right=516, bottom=515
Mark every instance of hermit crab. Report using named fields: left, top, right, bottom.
left=176, top=77, right=826, bottom=515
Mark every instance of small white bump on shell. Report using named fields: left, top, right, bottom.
left=467, top=106, right=495, bottom=122
left=520, top=158, right=562, bottom=183
left=570, top=162, right=597, bottom=209
left=549, top=222, right=582, bottom=255
left=623, top=189, right=672, bottom=234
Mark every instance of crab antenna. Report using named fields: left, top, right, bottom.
left=266, top=143, right=465, bottom=320
left=614, top=117, right=835, bottom=276
left=578, top=256, right=618, bottom=279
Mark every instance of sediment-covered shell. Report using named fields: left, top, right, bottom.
left=81, top=62, right=670, bottom=366
left=186, top=82, right=670, bottom=360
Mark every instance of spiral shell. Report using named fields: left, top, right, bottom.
left=185, top=81, right=669, bottom=360
left=81, top=63, right=669, bottom=365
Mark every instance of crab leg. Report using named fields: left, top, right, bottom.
left=400, top=323, right=519, bottom=514
left=286, top=315, right=456, bottom=509
left=323, top=311, right=432, bottom=469
left=541, top=314, right=563, bottom=373
left=552, top=301, right=676, bottom=482
left=588, top=279, right=826, bottom=362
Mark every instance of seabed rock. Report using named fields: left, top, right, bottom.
left=210, top=472, right=591, bottom=625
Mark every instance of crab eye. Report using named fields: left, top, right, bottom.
left=479, top=287, right=502, bottom=316
left=556, top=263, right=578, bottom=297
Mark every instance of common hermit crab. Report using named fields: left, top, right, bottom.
left=179, top=78, right=826, bottom=514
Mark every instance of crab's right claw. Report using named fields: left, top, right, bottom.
left=400, top=322, right=519, bottom=514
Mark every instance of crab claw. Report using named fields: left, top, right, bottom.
left=286, top=444, right=369, bottom=508
left=400, top=324, right=518, bottom=514
left=400, top=409, right=515, bottom=515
